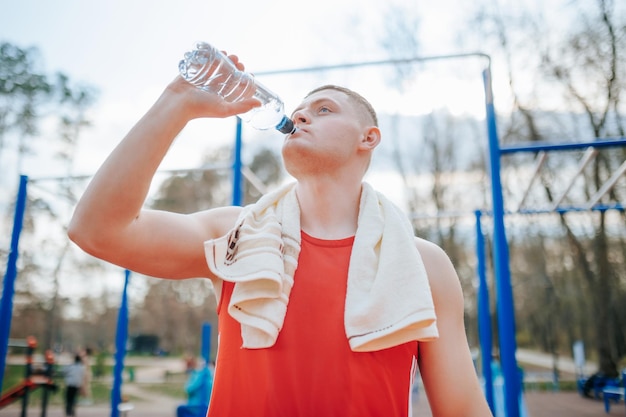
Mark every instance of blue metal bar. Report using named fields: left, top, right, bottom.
left=517, top=203, right=624, bottom=215
left=500, top=138, right=625, bottom=154
left=478, top=202, right=624, bottom=218
left=255, top=52, right=491, bottom=76
left=232, top=118, right=243, bottom=207
left=475, top=210, right=495, bottom=415
left=483, top=68, right=521, bottom=417
left=202, top=322, right=212, bottom=365
left=0, top=175, right=29, bottom=391
left=111, top=270, right=131, bottom=417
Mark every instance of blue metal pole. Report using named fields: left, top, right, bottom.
left=483, top=68, right=521, bottom=417
left=232, top=118, right=243, bottom=206
left=475, top=210, right=495, bottom=414
left=0, top=175, right=28, bottom=391
left=201, top=322, right=211, bottom=365
left=111, top=269, right=131, bottom=417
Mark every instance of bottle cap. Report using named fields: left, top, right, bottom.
left=276, top=117, right=295, bottom=134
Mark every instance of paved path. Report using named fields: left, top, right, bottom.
left=525, top=391, right=623, bottom=416
left=2, top=386, right=616, bottom=417
left=410, top=388, right=613, bottom=417
left=516, top=348, right=596, bottom=376
left=4, top=350, right=613, bottom=416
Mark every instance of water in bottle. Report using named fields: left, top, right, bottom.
left=179, top=42, right=295, bottom=134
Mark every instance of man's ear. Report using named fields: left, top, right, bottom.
left=359, top=126, right=381, bottom=150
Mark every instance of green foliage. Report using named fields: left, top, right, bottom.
left=522, top=380, right=578, bottom=392
left=0, top=43, right=51, bottom=140
left=93, top=351, right=109, bottom=378
left=1, top=41, right=101, bottom=358
left=0, top=41, right=97, bottom=159
left=1, top=364, right=25, bottom=393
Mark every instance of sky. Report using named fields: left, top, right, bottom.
left=2, top=0, right=597, bottom=188
left=0, top=0, right=485, bottom=180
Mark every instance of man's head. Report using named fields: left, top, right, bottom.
left=303, top=85, right=378, bottom=127
left=283, top=85, right=380, bottom=180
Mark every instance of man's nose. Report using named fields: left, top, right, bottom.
left=292, top=110, right=309, bottom=124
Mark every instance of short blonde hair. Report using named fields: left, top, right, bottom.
left=304, top=85, right=378, bottom=127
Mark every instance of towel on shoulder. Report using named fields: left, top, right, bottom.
left=204, top=182, right=438, bottom=352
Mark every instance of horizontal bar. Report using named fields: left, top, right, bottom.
left=473, top=203, right=625, bottom=218
left=255, top=53, right=491, bottom=76
left=516, top=203, right=624, bottom=215
left=28, top=163, right=233, bottom=183
left=500, top=138, right=626, bottom=154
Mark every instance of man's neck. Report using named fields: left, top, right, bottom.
left=295, top=179, right=362, bottom=240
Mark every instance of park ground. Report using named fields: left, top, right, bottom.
left=2, top=349, right=622, bottom=416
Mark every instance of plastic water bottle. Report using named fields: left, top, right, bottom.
left=179, top=42, right=295, bottom=134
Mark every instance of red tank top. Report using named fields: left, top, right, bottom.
left=207, top=231, right=419, bottom=417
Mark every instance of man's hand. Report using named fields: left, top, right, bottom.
left=168, top=53, right=262, bottom=121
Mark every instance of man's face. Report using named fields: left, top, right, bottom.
left=281, top=89, right=367, bottom=177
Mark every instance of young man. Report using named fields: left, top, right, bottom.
left=68, top=54, right=492, bottom=416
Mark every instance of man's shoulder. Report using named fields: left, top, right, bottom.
left=413, top=236, right=447, bottom=259
left=413, top=236, right=459, bottom=288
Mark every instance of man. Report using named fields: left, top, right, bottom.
left=63, top=354, right=85, bottom=417
left=68, top=53, right=492, bottom=416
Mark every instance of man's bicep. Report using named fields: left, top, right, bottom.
left=90, top=206, right=240, bottom=280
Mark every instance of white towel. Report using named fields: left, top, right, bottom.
left=204, top=182, right=438, bottom=352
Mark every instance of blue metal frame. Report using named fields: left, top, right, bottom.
left=111, top=269, right=131, bottom=417
left=500, top=138, right=625, bottom=154
left=232, top=117, right=244, bottom=207
left=0, top=175, right=28, bottom=391
left=202, top=322, right=212, bottom=365
left=482, top=77, right=625, bottom=417
left=483, top=68, right=521, bottom=417
left=475, top=210, right=495, bottom=415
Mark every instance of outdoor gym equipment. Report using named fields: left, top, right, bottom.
left=0, top=336, right=57, bottom=417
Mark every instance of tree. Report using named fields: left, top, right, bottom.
left=0, top=42, right=96, bottom=181
left=377, top=4, right=489, bottom=347
left=1, top=41, right=98, bottom=352
left=0, top=42, right=50, bottom=164
left=371, top=0, right=626, bottom=377
left=526, top=0, right=625, bottom=378
left=467, top=0, right=626, bottom=377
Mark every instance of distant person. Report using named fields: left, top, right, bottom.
left=68, top=50, right=493, bottom=416
left=184, top=354, right=197, bottom=375
left=79, top=347, right=93, bottom=405
left=63, top=354, right=85, bottom=417
left=177, top=360, right=214, bottom=417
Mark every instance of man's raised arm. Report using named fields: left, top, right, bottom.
left=68, top=67, right=259, bottom=279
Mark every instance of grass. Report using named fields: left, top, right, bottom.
left=139, top=381, right=187, bottom=400
left=2, top=362, right=191, bottom=408
left=2, top=364, right=112, bottom=407
left=2, top=363, right=187, bottom=409
left=522, top=380, right=579, bottom=392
